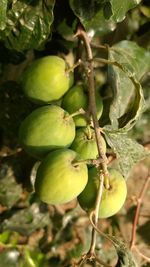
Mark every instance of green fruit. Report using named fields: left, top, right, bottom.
left=95, top=91, right=103, bottom=120
left=62, top=85, right=103, bottom=127
left=62, top=84, right=88, bottom=127
left=78, top=168, right=127, bottom=218
left=34, top=149, right=88, bottom=204
left=21, top=56, right=74, bottom=104
left=19, top=105, right=75, bottom=158
left=71, top=127, right=106, bottom=160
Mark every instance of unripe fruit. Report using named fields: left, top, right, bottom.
left=78, top=168, right=127, bottom=218
left=71, top=127, right=106, bottom=160
left=34, top=149, right=88, bottom=204
left=21, top=56, right=74, bottom=104
left=62, top=84, right=88, bottom=127
left=62, top=85, right=103, bottom=127
left=19, top=105, right=75, bottom=158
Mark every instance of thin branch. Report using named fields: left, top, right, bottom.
left=134, top=246, right=150, bottom=263
left=73, top=252, right=112, bottom=267
left=88, top=172, right=104, bottom=254
left=75, top=27, right=109, bottom=178
left=73, top=254, right=87, bottom=267
left=75, top=25, right=109, bottom=256
left=91, top=43, right=108, bottom=50
left=130, top=174, right=150, bottom=249
left=89, top=212, right=116, bottom=247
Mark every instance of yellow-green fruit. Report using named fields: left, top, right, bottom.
left=19, top=105, right=75, bottom=158
left=71, top=127, right=106, bottom=160
left=62, top=84, right=88, bottom=127
left=78, top=168, right=127, bottom=218
left=21, top=56, right=74, bottom=104
left=34, top=149, right=88, bottom=204
left=62, top=85, right=103, bottom=127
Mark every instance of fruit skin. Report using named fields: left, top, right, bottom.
left=62, top=85, right=103, bottom=127
left=19, top=105, right=75, bottom=158
left=21, top=56, right=74, bottom=104
left=71, top=127, right=106, bottom=160
left=34, top=149, right=88, bottom=204
left=62, top=84, right=88, bottom=127
left=78, top=168, right=127, bottom=218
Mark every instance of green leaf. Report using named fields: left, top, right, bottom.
left=0, top=163, right=22, bottom=208
left=103, top=130, right=150, bottom=178
left=69, top=0, right=116, bottom=36
left=0, top=175, right=21, bottom=208
left=0, top=0, right=7, bottom=30
left=0, top=249, right=21, bottom=267
left=1, top=203, right=50, bottom=236
left=69, top=0, right=141, bottom=36
left=108, top=0, right=142, bottom=22
left=108, top=41, right=150, bottom=130
left=0, top=0, right=55, bottom=51
left=22, top=249, right=49, bottom=267
left=0, top=231, right=11, bottom=244
left=106, top=235, right=137, bottom=267
left=110, top=41, right=150, bottom=79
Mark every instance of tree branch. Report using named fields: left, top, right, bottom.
left=75, top=25, right=109, bottom=256
left=134, top=246, right=150, bottom=263
left=130, top=173, right=150, bottom=249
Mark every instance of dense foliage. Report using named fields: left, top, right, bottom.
left=0, top=1, right=150, bottom=266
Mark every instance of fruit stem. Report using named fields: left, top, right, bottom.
left=73, top=158, right=105, bottom=167
left=104, top=173, right=111, bottom=190
left=69, top=108, right=86, bottom=118
left=72, top=159, right=92, bottom=167
left=66, top=59, right=82, bottom=74
left=75, top=25, right=110, bottom=255
left=86, top=125, right=92, bottom=140
left=88, top=171, right=104, bottom=255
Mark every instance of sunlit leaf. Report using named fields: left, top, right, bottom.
left=106, top=235, right=137, bottom=267
left=69, top=0, right=141, bottom=36
left=109, top=0, right=142, bottom=22
left=69, top=0, right=116, bottom=36
left=0, top=0, right=55, bottom=51
left=1, top=203, right=50, bottom=235
left=103, top=130, right=150, bottom=178
left=108, top=41, right=150, bottom=130
left=0, top=163, right=22, bottom=208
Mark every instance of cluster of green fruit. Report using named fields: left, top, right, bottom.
left=19, top=56, right=127, bottom=218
